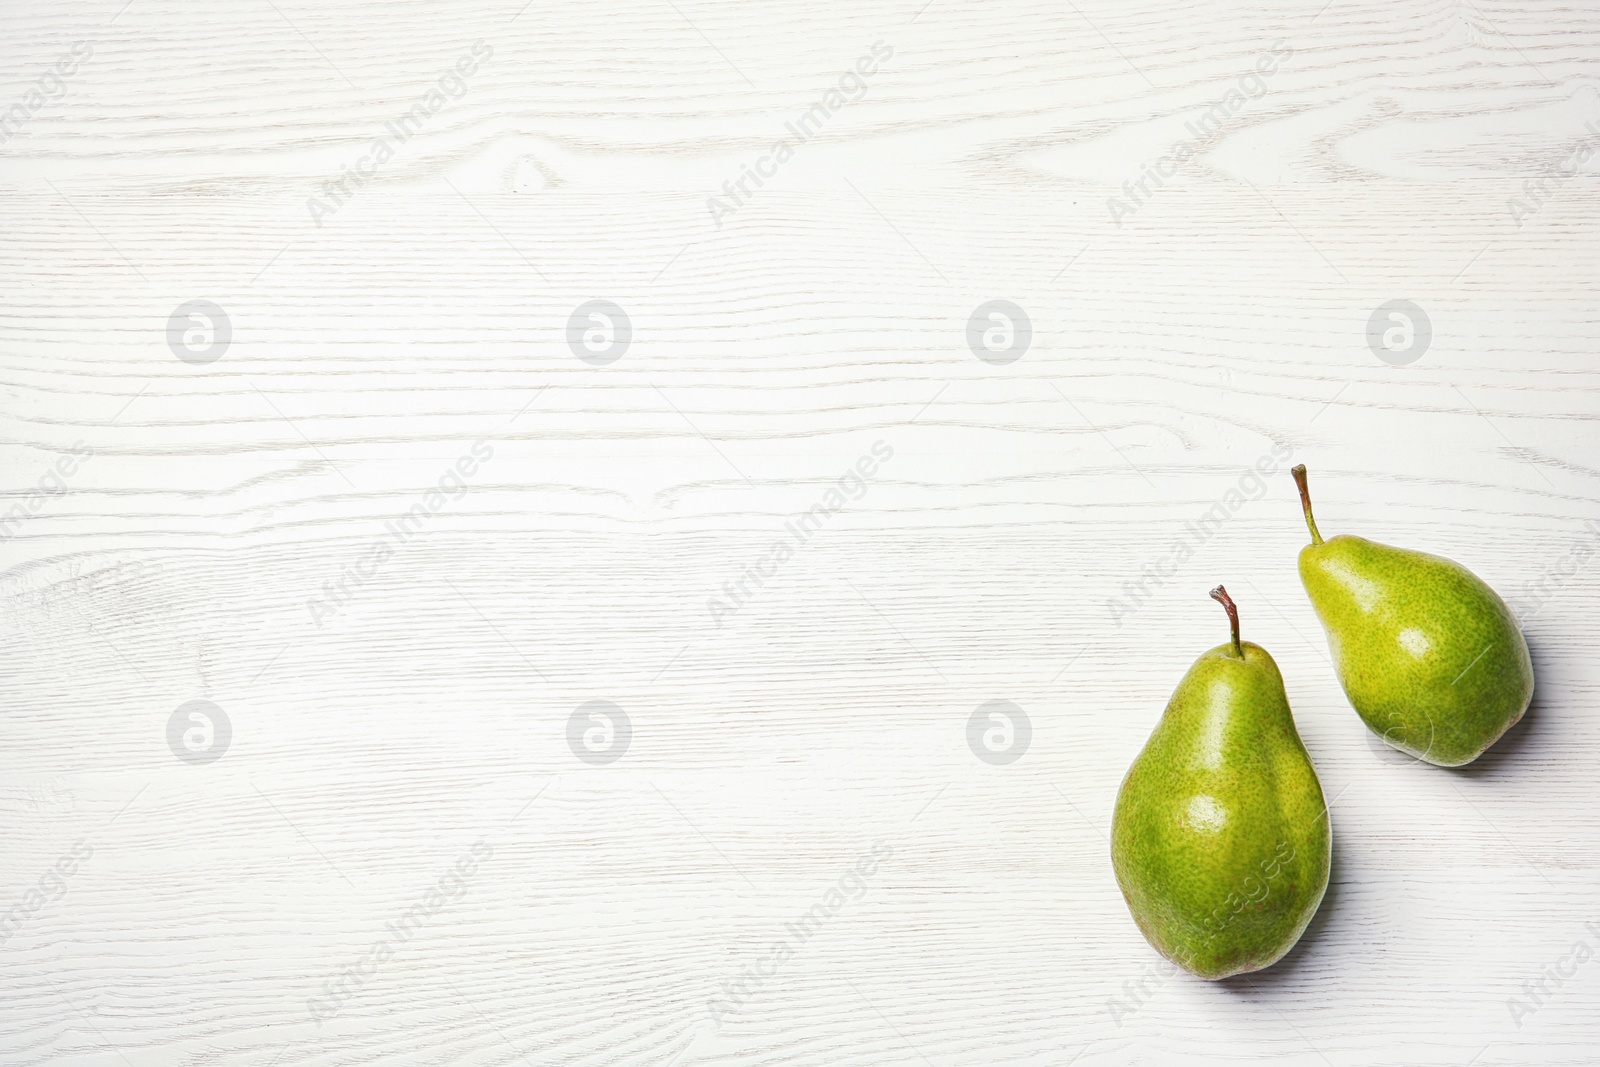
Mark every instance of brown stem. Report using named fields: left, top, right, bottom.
left=1210, top=585, right=1243, bottom=657
left=1291, top=464, right=1324, bottom=545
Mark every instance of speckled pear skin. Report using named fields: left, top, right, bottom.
left=1298, top=534, right=1534, bottom=767
left=1111, top=633, right=1331, bottom=981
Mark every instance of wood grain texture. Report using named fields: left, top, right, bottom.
left=1, top=1, right=1597, bottom=1064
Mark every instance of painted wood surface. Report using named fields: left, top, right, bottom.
left=1, top=1, right=1597, bottom=1064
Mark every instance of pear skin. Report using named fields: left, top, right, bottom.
left=1292, top=466, right=1534, bottom=767
left=1112, top=587, right=1332, bottom=980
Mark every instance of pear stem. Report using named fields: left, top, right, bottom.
left=1291, top=464, right=1324, bottom=546
left=1209, top=585, right=1243, bottom=658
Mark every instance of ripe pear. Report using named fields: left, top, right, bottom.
left=1291, top=465, right=1533, bottom=767
left=1112, top=587, right=1331, bottom=980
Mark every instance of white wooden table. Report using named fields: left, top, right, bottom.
left=1, top=2, right=1597, bottom=1064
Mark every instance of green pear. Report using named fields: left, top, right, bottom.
left=1291, top=465, right=1533, bottom=767
left=1112, top=587, right=1331, bottom=980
